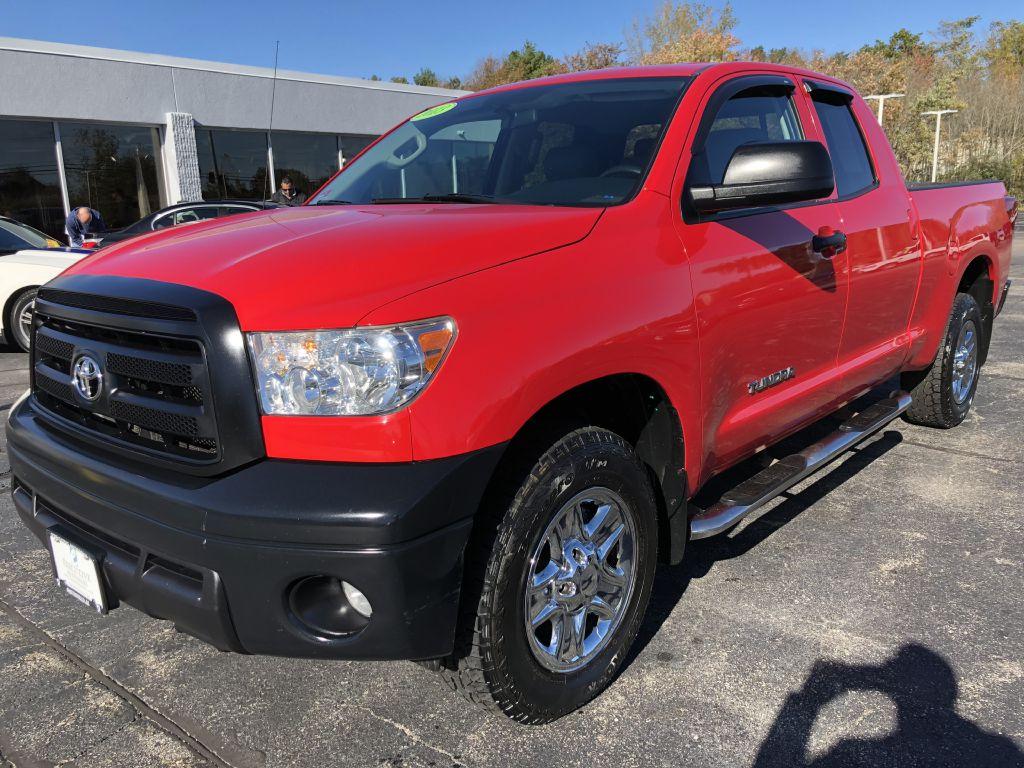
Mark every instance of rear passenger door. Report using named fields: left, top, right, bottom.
left=806, top=82, right=921, bottom=394
left=676, top=74, right=849, bottom=472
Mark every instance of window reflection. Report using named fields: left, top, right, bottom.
left=340, top=135, right=375, bottom=165
left=196, top=129, right=270, bottom=201
left=271, top=132, right=338, bottom=196
left=59, top=122, right=163, bottom=230
left=0, top=119, right=65, bottom=239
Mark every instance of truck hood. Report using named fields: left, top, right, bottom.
left=65, top=204, right=601, bottom=329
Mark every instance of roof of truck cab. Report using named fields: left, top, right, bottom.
left=463, top=62, right=855, bottom=99
left=465, top=64, right=711, bottom=98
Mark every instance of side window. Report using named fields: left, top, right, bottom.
left=154, top=206, right=220, bottom=230
left=174, top=206, right=220, bottom=226
left=152, top=213, right=173, bottom=230
left=810, top=96, right=875, bottom=197
left=217, top=205, right=257, bottom=217
left=701, top=88, right=803, bottom=184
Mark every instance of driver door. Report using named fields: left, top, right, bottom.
left=674, top=74, right=850, bottom=473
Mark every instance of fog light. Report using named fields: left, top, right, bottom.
left=342, top=580, right=373, bottom=618
left=287, top=575, right=372, bottom=638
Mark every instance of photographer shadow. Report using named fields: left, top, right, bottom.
left=752, top=643, right=1024, bottom=767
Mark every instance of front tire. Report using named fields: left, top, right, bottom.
left=437, top=427, right=658, bottom=723
left=903, top=292, right=983, bottom=428
left=5, top=288, right=37, bottom=352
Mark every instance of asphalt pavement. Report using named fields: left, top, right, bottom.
left=1, top=240, right=1021, bottom=767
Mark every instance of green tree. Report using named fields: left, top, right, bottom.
left=413, top=68, right=441, bottom=87
left=984, top=21, right=1024, bottom=69
left=389, top=76, right=409, bottom=84
left=465, top=42, right=565, bottom=90
left=861, top=28, right=931, bottom=59
left=505, top=41, right=563, bottom=80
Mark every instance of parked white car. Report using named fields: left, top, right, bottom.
left=0, top=248, right=91, bottom=351
left=0, top=217, right=90, bottom=350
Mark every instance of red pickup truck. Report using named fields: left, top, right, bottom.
left=8, top=63, right=1015, bottom=723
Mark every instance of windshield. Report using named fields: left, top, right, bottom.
left=311, top=77, right=690, bottom=207
left=0, top=217, right=55, bottom=251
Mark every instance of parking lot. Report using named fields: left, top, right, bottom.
left=0, top=239, right=1021, bottom=768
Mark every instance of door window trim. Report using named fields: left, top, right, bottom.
left=682, top=74, right=819, bottom=223
left=805, top=80, right=878, bottom=200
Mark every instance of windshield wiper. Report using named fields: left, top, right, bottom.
left=313, top=199, right=355, bottom=205
left=371, top=193, right=500, bottom=205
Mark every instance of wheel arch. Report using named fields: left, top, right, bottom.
left=957, top=254, right=995, bottom=365
left=480, top=373, right=689, bottom=565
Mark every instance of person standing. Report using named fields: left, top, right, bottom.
left=65, top=207, right=105, bottom=247
left=270, top=176, right=307, bottom=207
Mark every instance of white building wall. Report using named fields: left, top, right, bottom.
left=164, top=112, right=203, bottom=203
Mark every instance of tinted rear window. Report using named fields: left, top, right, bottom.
left=812, top=98, right=875, bottom=197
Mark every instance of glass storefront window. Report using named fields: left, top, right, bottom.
left=59, top=122, right=163, bottom=231
left=340, top=135, right=376, bottom=165
left=0, top=119, right=65, bottom=239
left=271, top=132, right=338, bottom=197
left=196, top=129, right=270, bottom=201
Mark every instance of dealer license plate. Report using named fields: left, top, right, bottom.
left=49, top=531, right=107, bottom=613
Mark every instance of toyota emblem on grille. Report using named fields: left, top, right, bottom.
left=72, top=355, right=103, bottom=401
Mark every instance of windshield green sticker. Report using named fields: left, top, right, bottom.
left=410, top=102, right=457, bottom=121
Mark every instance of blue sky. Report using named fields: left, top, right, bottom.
left=3, top=0, right=1014, bottom=81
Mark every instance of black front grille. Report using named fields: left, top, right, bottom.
left=31, top=305, right=219, bottom=462
left=106, top=352, right=193, bottom=386
left=34, top=370, right=76, bottom=403
left=109, top=400, right=199, bottom=438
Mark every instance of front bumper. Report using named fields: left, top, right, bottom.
left=7, top=394, right=503, bottom=660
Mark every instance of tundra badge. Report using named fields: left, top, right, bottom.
left=748, top=366, right=796, bottom=395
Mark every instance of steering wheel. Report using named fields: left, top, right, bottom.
left=600, top=164, right=643, bottom=179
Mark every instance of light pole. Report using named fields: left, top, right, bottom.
left=921, top=109, right=958, bottom=183
left=864, top=93, right=904, bottom=126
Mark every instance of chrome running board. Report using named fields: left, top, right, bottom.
left=689, top=391, right=912, bottom=540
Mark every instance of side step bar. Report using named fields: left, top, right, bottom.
left=690, top=391, right=912, bottom=540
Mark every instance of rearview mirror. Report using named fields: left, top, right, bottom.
left=689, top=141, right=835, bottom=213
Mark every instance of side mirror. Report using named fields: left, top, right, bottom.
left=689, top=141, right=835, bottom=213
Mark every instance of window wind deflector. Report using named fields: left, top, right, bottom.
left=805, top=80, right=855, bottom=104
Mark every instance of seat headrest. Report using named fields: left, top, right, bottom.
left=544, top=145, right=602, bottom=182
left=632, top=137, right=657, bottom=165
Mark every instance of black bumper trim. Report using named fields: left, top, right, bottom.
left=8, top=396, right=506, bottom=660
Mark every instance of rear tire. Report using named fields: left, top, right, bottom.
left=435, top=427, right=658, bottom=723
left=5, top=288, right=37, bottom=352
left=902, top=292, right=982, bottom=428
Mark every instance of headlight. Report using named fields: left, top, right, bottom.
left=247, top=318, right=455, bottom=416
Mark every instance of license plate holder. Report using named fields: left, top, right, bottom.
left=48, top=527, right=108, bottom=614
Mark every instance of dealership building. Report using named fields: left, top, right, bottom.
left=0, top=37, right=466, bottom=239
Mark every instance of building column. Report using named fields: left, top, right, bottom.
left=163, top=112, right=203, bottom=204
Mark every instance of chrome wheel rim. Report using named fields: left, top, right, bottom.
left=952, top=319, right=978, bottom=404
left=15, top=298, right=34, bottom=350
left=523, top=487, right=638, bottom=674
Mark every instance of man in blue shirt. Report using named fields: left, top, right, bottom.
left=65, top=207, right=105, bottom=246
